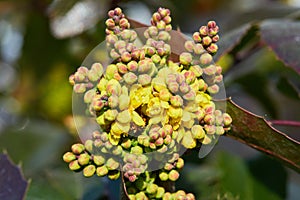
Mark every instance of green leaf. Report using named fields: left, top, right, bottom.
left=0, top=153, right=29, bottom=200
left=276, top=76, right=300, bottom=100
left=225, top=99, right=300, bottom=173
left=260, top=20, right=300, bottom=75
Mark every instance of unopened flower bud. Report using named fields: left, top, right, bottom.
left=202, top=36, right=212, bottom=46
left=157, top=20, right=166, bottom=30
left=207, top=43, right=218, bottom=55
left=106, top=158, right=120, bottom=170
left=199, top=26, right=208, bottom=36
left=159, top=171, right=169, bottom=181
left=135, top=191, right=147, bottom=200
left=83, top=165, right=96, bottom=177
left=93, top=155, right=106, bottom=166
left=158, top=31, right=171, bottom=41
left=179, top=52, right=193, bottom=65
left=183, top=90, right=196, bottom=101
left=223, top=113, right=232, bottom=126
left=152, top=12, right=161, bottom=22
left=212, top=35, right=219, bottom=42
left=176, top=158, right=184, bottom=169
left=131, top=145, right=143, bottom=155
left=168, top=81, right=179, bottom=93
left=191, top=125, right=205, bottom=139
left=156, top=187, right=165, bottom=199
left=170, top=95, right=183, bottom=107
left=71, top=143, right=85, bottom=154
left=119, top=18, right=129, bottom=29
left=207, top=84, right=219, bottom=94
left=124, top=72, right=137, bottom=85
left=184, top=71, right=196, bottom=84
left=121, top=52, right=132, bottom=63
left=105, top=18, right=115, bottom=28
left=193, top=32, right=201, bottom=43
left=74, top=83, right=86, bottom=93
left=204, top=124, right=216, bottom=135
left=96, top=165, right=108, bottom=177
left=168, top=169, right=180, bottom=181
left=194, top=43, right=205, bottom=55
left=184, top=40, right=195, bottom=52
left=63, top=152, right=76, bottom=163
left=163, top=192, right=172, bottom=200
left=78, top=153, right=90, bottom=166
left=138, top=74, right=152, bottom=86
left=146, top=183, right=158, bottom=194
left=199, top=53, right=213, bottom=65
left=69, top=160, right=81, bottom=171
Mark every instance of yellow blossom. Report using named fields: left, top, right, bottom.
left=132, top=110, right=145, bottom=126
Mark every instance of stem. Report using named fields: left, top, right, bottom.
left=269, top=120, right=300, bottom=127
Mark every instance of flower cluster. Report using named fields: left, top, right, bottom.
left=64, top=7, right=232, bottom=199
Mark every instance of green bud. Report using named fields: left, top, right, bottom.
left=191, top=125, right=205, bottom=139
left=157, top=20, right=166, bottom=30
left=124, top=72, right=138, bottom=85
left=216, top=126, right=225, bottom=135
left=179, top=52, right=193, bottom=65
left=84, top=140, right=93, bottom=153
left=170, top=95, right=183, bottom=107
left=69, top=160, right=81, bottom=171
left=168, top=169, right=180, bottom=181
left=104, top=109, right=118, bottom=121
left=159, top=171, right=169, bottom=181
left=164, top=163, right=174, bottom=171
left=63, top=152, right=76, bottom=163
left=106, top=64, right=118, bottom=80
left=135, top=191, right=147, bottom=200
left=71, top=143, right=85, bottom=154
left=121, top=138, right=132, bottom=149
left=156, top=187, right=165, bottom=199
left=84, top=89, right=95, bottom=104
left=83, top=165, right=96, bottom=177
left=69, top=74, right=75, bottom=85
left=186, top=193, right=196, bottom=200
left=146, top=183, right=158, bottom=194
left=176, top=158, right=184, bottom=169
left=151, top=54, right=161, bottom=64
left=96, top=165, right=108, bottom=176
left=131, top=146, right=143, bottom=155
left=223, top=113, right=232, bottom=127
left=106, top=158, right=120, bottom=170
left=162, top=192, right=173, bottom=200
left=135, top=177, right=148, bottom=190
left=112, top=145, right=123, bottom=155
left=158, top=31, right=171, bottom=41
left=108, top=170, right=120, bottom=180
left=93, top=155, right=106, bottom=166
left=78, top=153, right=90, bottom=166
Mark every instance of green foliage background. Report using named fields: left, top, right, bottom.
left=0, top=0, right=299, bottom=199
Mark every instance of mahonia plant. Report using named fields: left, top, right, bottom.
left=64, top=7, right=232, bottom=200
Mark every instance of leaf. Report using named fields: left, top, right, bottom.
left=0, top=153, right=29, bottom=200
left=216, top=23, right=258, bottom=61
left=225, top=99, right=300, bottom=173
left=277, top=76, right=300, bottom=100
left=260, top=19, right=300, bottom=75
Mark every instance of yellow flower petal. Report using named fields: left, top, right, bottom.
left=96, top=114, right=106, bottom=125
left=117, top=110, right=131, bottom=124
left=111, top=122, right=124, bottom=136
left=132, top=110, right=145, bottom=126
left=109, top=133, right=120, bottom=145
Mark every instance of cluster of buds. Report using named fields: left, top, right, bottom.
left=64, top=7, right=233, bottom=199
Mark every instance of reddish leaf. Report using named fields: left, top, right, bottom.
left=260, top=20, right=300, bottom=75
left=225, top=99, right=300, bottom=173
left=0, top=153, right=29, bottom=200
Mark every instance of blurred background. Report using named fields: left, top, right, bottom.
left=0, top=0, right=300, bottom=199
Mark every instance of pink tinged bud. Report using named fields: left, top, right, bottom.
left=207, top=84, right=219, bottom=94
left=152, top=12, right=161, bottom=22
left=193, top=32, right=202, bottom=43
left=203, top=64, right=217, bottom=76
left=158, top=31, right=171, bottom=41
left=168, top=169, right=180, bottom=181
left=119, top=18, right=129, bottom=29
left=83, top=165, right=96, bottom=177
left=105, top=18, right=115, bottom=28
left=71, top=143, right=85, bottom=154
left=151, top=54, right=161, bottom=64
left=212, top=35, right=219, bottom=43
left=148, top=26, right=159, bottom=36
left=121, top=52, right=132, bottom=63
left=127, top=60, right=138, bottom=72
left=209, top=26, right=219, bottom=36
left=84, top=89, right=95, bottom=104
left=190, top=65, right=203, bottom=77
left=216, top=126, right=225, bottom=135
left=108, top=10, right=115, bottom=18
left=155, top=137, right=164, bottom=146
left=204, top=114, right=215, bottom=125
left=184, top=71, right=196, bottom=84
left=96, top=165, right=108, bottom=176
left=179, top=82, right=190, bottom=94
left=116, top=63, right=127, bottom=74
left=149, top=142, right=156, bottom=149
left=69, top=160, right=81, bottom=171
left=194, top=43, right=205, bottom=55
left=223, top=113, right=232, bottom=126
left=183, top=90, right=196, bottom=101
left=69, top=74, right=75, bottom=85
left=199, top=53, right=213, bottom=65
left=163, top=15, right=172, bottom=24
left=124, top=72, right=137, bottom=85
left=199, top=26, right=208, bottom=36
left=157, top=48, right=165, bottom=56
left=106, top=34, right=118, bottom=45
left=107, top=95, right=118, bottom=108
left=78, top=153, right=90, bottom=166
left=170, top=95, right=183, bottom=107
left=214, top=75, right=223, bottom=83
left=138, top=74, right=152, bottom=86
left=164, top=135, right=172, bottom=145
left=176, top=74, right=185, bottom=85
left=114, top=40, right=126, bottom=49
left=93, top=139, right=103, bottom=148
left=93, top=155, right=106, bottom=166
left=92, top=100, right=104, bottom=111
left=157, top=20, right=166, bottom=30
left=145, top=46, right=156, bottom=56
left=106, top=158, right=119, bottom=170
left=204, top=124, right=216, bottom=135
left=207, top=43, right=218, bottom=54
left=164, top=163, right=174, bottom=171
left=74, top=71, right=86, bottom=82
left=202, top=36, right=212, bottom=46
left=84, top=140, right=93, bottom=153
left=110, top=49, right=120, bottom=60
left=63, top=152, right=76, bottom=163
left=207, top=21, right=217, bottom=28
left=179, top=52, right=193, bottom=65
left=168, top=81, right=179, bottom=93
left=165, top=24, right=172, bottom=31
left=176, top=158, right=184, bottom=169
left=128, top=175, right=137, bottom=182
left=184, top=40, right=195, bottom=52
